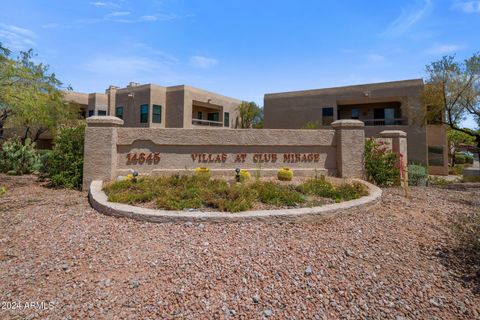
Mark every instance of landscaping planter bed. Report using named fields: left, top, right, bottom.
left=102, top=175, right=369, bottom=213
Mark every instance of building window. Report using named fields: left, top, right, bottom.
left=351, top=108, right=359, bottom=119
left=116, top=106, right=123, bottom=119
left=322, top=107, right=334, bottom=126
left=428, top=146, right=444, bottom=166
left=152, top=105, right=161, bottom=123
left=98, top=110, right=107, bottom=116
left=88, top=110, right=94, bottom=117
left=197, top=111, right=203, bottom=120
left=208, top=112, right=219, bottom=122
left=224, top=112, right=230, bottom=127
left=140, top=104, right=149, bottom=123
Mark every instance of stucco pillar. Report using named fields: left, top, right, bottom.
left=379, top=130, right=408, bottom=163
left=82, top=116, right=124, bottom=190
left=332, top=120, right=365, bottom=178
left=106, top=85, right=117, bottom=116
left=379, top=130, right=408, bottom=181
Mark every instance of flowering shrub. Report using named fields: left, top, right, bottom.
left=364, top=138, right=399, bottom=186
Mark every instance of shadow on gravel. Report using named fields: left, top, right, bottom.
left=435, top=184, right=480, bottom=294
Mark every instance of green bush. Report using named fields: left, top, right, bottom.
left=0, top=186, right=6, bottom=197
left=408, top=164, right=428, bottom=186
left=364, top=138, right=399, bottom=186
left=45, top=125, right=85, bottom=189
left=465, top=155, right=474, bottom=164
left=297, top=176, right=368, bottom=202
left=37, top=149, right=53, bottom=179
left=0, top=138, right=40, bottom=175
left=455, top=153, right=466, bottom=164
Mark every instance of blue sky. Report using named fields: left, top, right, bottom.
left=0, top=0, right=479, bottom=128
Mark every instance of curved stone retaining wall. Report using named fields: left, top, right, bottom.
left=89, top=179, right=382, bottom=223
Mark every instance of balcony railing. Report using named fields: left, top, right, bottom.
left=192, top=118, right=223, bottom=127
left=360, top=118, right=407, bottom=126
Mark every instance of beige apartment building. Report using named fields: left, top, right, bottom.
left=65, top=82, right=241, bottom=129
left=264, top=79, right=448, bottom=175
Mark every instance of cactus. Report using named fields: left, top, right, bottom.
left=277, top=168, right=293, bottom=181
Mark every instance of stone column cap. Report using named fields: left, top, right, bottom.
left=86, top=116, right=124, bottom=127
left=331, top=119, right=364, bottom=129
left=379, top=130, right=407, bottom=138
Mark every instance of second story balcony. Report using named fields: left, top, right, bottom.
left=192, top=118, right=224, bottom=127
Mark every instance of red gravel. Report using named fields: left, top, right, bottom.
left=0, top=174, right=479, bottom=319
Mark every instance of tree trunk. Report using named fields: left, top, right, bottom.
left=33, top=128, right=46, bottom=142
left=22, top=127, right=30, bottom=144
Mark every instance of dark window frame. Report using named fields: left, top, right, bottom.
left=115, top=106, right=124, bottom=119
left=351, top=108, right=359, bottom=119
left=140, top=104, right=149, bottom=123
left=208, top=112, right=219, bottom=122
left=152, top=104, right=161, bottom=123
left=224, top=112, right=230, bottom=127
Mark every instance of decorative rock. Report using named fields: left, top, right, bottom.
left=304, top=266, right=313, bottom=276
left=430, top=297, right=444, bottom=308
left=132, top=279, right=140, bottom=288
left=345, top=249, right=353, bottom=257
left=263, top=309, right=272, bottom=317
left=252, top=294, right=260, bottom=304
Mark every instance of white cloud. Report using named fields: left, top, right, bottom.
left=383, top=0, right=433, bottom=36
left=106, top=11, right=131, bottom=17
left=190, top=56, right=218, bottom=69
left=81, top=54, right=184, bottom=88
left=90, top=1, right=122, bottom=8
left=139, top=15, right=158, bottom=22
left=366, top=53, right=386, bottom=62
left=425, top=44, right=464, bottom=54
left=453, top=1, right=480, bottom=13
left=0, top=24, right=35, bottom=50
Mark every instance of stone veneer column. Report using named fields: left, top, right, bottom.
left=379, top=130, right=408, bottom=180
left=331, top=120, right=365, bottom=178
left=82, top=116, right=124, bottom=190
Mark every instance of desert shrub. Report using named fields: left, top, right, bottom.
left=252, top=181, right=305, bottom=207
left=45, top=125, right=85, bottom=189
left=37, top=149, right=52, bottom=179
left=334, top=182, right=368, bottom=201
left=408, top=164, right=428, bottom=186
left=428, top=176, right=455, bottom=185
left=194, top=167, right=211, bottom=180
left=277, top=168, right=293, bottom=181
left=364, top=138, right=399, bottom=186
left=298, top=177, right=367, bottom=202
left=0, top=138, right=40, bottom=175
left=104, top=176, right=369, bottom=212
left=455, top=153, right=466, bottom=164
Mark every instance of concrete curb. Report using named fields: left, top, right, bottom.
left=88, top=179, right=382, bottom=223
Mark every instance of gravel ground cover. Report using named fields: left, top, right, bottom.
left=0, top=174, right=479, bottom=319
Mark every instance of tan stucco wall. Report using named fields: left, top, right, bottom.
left=426, top=125, right=449, bottom=175
left=263, top=79, right=437, bottom=167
